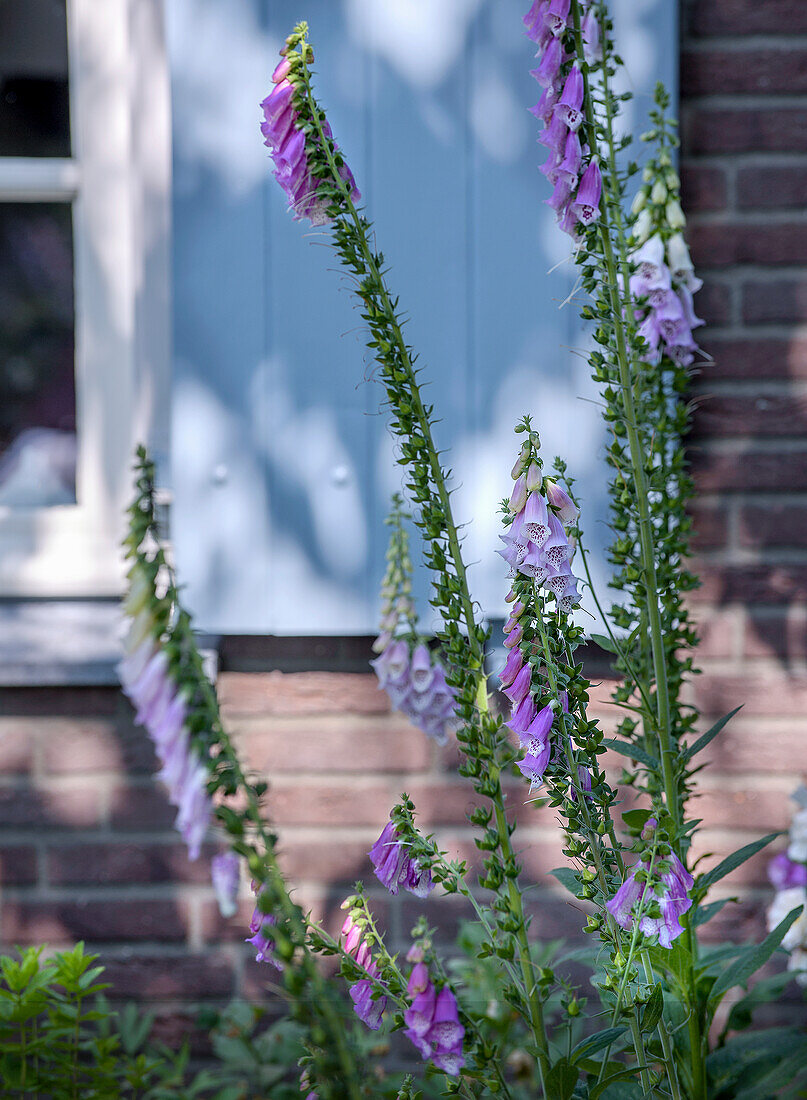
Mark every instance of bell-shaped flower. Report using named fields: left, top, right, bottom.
left=410, top=644, right=435, bottom=693
left=507, top=693, right=537, bottom=737
left=504, top=662, right=533, bottom=706
left=524, top=491, right=550, bottom=545
left=503, top=621, right=524, bottom=649
left=428, top=987, right=463, bottom=1048
left=509, top=473, right=528, bottom=514
left=350, top=973, right=387, bottom=1030
left=531, top=35, right=565, bottom=88
left=530, top=84, right=559, bottom=124
left=582, top=10, right=602, bottom=63
left=545, top=481, right=578, bottom=525
left=667, top=232, right=702, bottom=292
left=499, top=646, right=524, bottom=689
left=573, top=162, right=602, bottom=226
left=544, top=0, right=571, bottom=36
left=523, top=0, right=551, bottom=46
left=555, top=131, right=583, bottom=186
left=538, top=114, right=568, bottom=158
left=370, top=819, right=433, bottom=898
left=212, top=852, right=240, bottom=918
left=555, top=66, right=584, bottom=131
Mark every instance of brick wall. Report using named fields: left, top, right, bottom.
left=1, top=0, right=806, bottom=1041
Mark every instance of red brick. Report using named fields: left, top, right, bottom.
left=0, top=687, right=118, bottom=718
left=40, top=717, right=156, bottom=775
left=688, top=502, right=730, bottom=551
left=685, top=0, right=807, bottom=35
left=695, top=281, right=733, bottom=326
left=689, top=222, right=807, bottom=267
left=692, top=607, right=739, bottom=659
left=276, top=835, right=375, bottom=886
left=680, top=163, right=728, bottom=212
left=692, top=832, right=776, bottom=888
left=745, top=608, right=807, bottom=660
left=742, top=279, right=807, bottom=325
left=699, top=337, right=807, bottom=380
left=2, top=899, right=189, bottom=944
left=696, top=895, right=766, bottom=945
left=0, top=845, right=38, bottom=886
left=0, top=784, right=103, bottom=829
left=108, top=782, right=176, bottom=831
left=692, top=784, right=794, bottom=831
left=0, top=722, right=37, bottom=775
left=691, top=390, right=807, bottom=437
left=219, top=671, right=390, bottom=717
left=681, top=48, right=807, bottom=95
left=101, top=953, right=235, bottom=1000
left=691, top=448, right=807, bottom=492
left=737, top=165, right=807, bottom=211
left=696, top=672, right=807, bottom=718
left=691, top=563, right=807, bottom=604
left=684, top=107, right=807, bottom=156
left=235, top=713, right=432, bottom=775
left=46, top=842, right=214, bottom=887
left=738, top=502, right=807, bottom=548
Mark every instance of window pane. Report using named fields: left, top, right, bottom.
left=0, top=0, right=70, bottom=158
left=0, top=202, right=75, bottom=506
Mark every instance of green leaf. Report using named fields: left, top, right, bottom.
left=589, top=633, right=619, bottom=655
left=621, top=809, right=653, bottom=832
left=682, top=706, right=742, bottom=761
left=691, top=897, right=734, bottom=928
left=639, top=983, right=663, bottom=1034
left=710, top=906, right=804, bottom=1002
left=602, top=739, right=659, bottom=770
left=724, top=970, right=794, bottom=1033
left=698, top=833, right=781, bottom=892
left=546, top=1057, right=579, bottom=1100
left=549, top=867, right=582, bottom=895
left=571, top=1027, right=627, bottom=1065
left=590, top=1071, right=645, bottom=1100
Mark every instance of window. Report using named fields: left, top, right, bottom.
left=0, top=0, right=170, bottom=595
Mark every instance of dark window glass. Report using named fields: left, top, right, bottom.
left=0, top=202, right=75, bottom=506
left=0, top=0, right=70, bottom=158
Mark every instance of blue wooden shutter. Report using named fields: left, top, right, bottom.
left=168, top=0, right=677, bottom=634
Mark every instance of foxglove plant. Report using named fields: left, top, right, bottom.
left=767, top=787, right=807, bottom=987
left=247, top=12, right=807, bottom=1096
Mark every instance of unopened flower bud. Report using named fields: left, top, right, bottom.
left=631, top=188, right=647, bottom=215
left=508, top=474, right=528, bottom=514
left=651, top=179, right=667, bottom=204
left=525, top=462, right=543, bottom=492
left=631, top=208, right=653, bottom=244
left=511, top=442, right=530, bottom=479
left=665, top=199, right=686, bottom=229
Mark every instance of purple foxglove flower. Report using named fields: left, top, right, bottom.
left=545, top=481, right=578, bottom=525
left=371, top=639, right=409, bottom=687
left=408, top=962, right=430, bottom=994
left=555, top=131, right=582, bottom=187
left=127, top=649, right=169, bottom=711
left=520, top=702, right=554, bottom=752
left=342, top=921, right=363, bottom=958
left=538, top=114, right=568, bottom=157
left=499, top=646, right=524, bottom=688
left=518, top=545, right=550, bottom=583
left=404, top=983, right=436, bottom=1037
left=559, top=575, right=581, bottom=614
left=570, top=765, right=592, bottom=801
left=247, top=907, right=283, bottom=969
left=431, top=1046, right=466, bottom=1077
left=175, top=762, right=212, bottom=861
left=261, top=80, right=294, bottom=128
left=558, top=202, right=580, bottom=240
left=630, top=235, right=667, bottom=288
left=117, top=637, right=156, bottom=690
left=410, top=644, right=435, bottom=693
left=543, top=514, right=572, bottom=569
left=150, top=693, right=188, bottom=756
left=504, top=663, right=533, bottom=706
left=525, top=491, right=550, bottom=545
left=769, top=852, right=807, bottom=890
left=582, top=9, right=602, bottom=63
left=509, top=473, right=528, bottom=514
left=503, top=622, right=524, bottom=649
left=573, top=162, right=602, bottom=226
left=638, top=309, right=663, bottom=356
left=350, top=978, right=387, bottom=1030
left=405, top=1028, right=433, bottom=1059
left=516, top=745, right=552, bottom=790
left=523, top=0, right=551, bottom=46
left=427, top=987, right=463, bottom=1048
left=547, top=175, right=573, bottom=214
left=507, top=694, right=537, bottom=737
left=532, top=36, right=565, bottom=88
left=212, top=852, right=239, bottom=918
left=544, top=0, right=570, bottom=36
left=405, top=859, right=434, bottom=899
left=555, top=66, right=584, bottom=132
left=545, top=563, right=574, bottom=600
left=606, top=868, right=646, bottom=929
left=530, top=85, right=559, bottom=124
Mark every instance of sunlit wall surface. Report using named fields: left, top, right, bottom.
left=169, top=0, right=677, bottom=635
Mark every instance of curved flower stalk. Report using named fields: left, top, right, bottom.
left=371, top=496, right=457, bottom=744
left=767, top=787, right=807, bottom=986
left=121, top=448, right=363, bottom=1100
left=260, top=24, right=556, bottom=1084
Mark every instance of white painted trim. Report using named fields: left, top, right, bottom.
left=0, top=0, right=171, bottom=597
left=0, top=158, right=80, bottom=201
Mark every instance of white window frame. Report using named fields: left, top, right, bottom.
left=0, top=0, right=170, bottom=596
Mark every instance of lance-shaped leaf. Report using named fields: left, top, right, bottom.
left=710, top=906, right=804, bottom=1002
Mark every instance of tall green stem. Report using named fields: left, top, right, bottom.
left=301, top=67, right=552, bottom=1082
